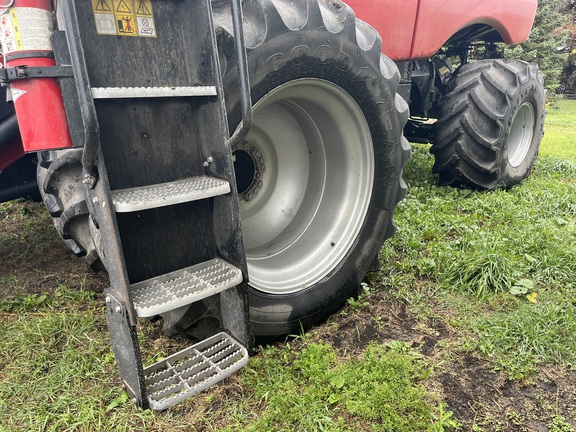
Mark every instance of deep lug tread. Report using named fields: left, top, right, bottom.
left=37, top=150, right=100, bottom=266
left=460, top=113, right=499, bottom=148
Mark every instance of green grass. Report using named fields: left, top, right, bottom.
left=0, top=288, right=157, bottom=431
left=234, top=341, right=446, bottom=431
left=0, top=199, right=58, bottom=260
left=0, top=293, right=454, bottom=431
left=382, top=98, right=576, bottom=378
left=474, top=300, right=576, bottom=378
left=540, top=100, right=576, bottom=163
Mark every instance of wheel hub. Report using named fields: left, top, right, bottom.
left=233, top=141, right=265, bottom=202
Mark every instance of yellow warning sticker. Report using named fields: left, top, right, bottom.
left=91, top=0, right=156, bottom=38
left=94, top=0, right=113, bottom=12
left=135, top=0, right=156, bottom=37
left=92, top=0, right=116, bottom=35
left=113, top=0, right=137, bottom=36
left=136, top=1, right=153, bottom=16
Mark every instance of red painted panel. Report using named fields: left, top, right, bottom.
left=8, top=57, right=73, bottom=153
left=410, top=0, right=537, bottom=59
left=346, top=0, right=419, bottom=61
left=346, top=0, right=537, bottom=61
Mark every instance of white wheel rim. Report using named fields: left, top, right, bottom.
left=508, top=102, right=535, bottom=168
left=233, top=79, right=374, bottom=295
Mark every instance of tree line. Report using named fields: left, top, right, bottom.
left=506, top=0, right=575, bottom=94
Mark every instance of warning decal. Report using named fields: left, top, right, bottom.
left=91, top=0, right=156, bottom=38
left=95, top=0, right=112, bottom=12
left=115, top=0, right=132, bottom=14
left=0, top=8, right=53, bottom=53
left=137, top=1, right=152, bottom=16
left=135, top=0, right=156, bottom=37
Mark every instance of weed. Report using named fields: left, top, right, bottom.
left=347, top=282, right=372, bottom=310
left=549, top=415, right=576, bottom=432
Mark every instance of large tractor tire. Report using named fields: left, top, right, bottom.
left=213, top=0, right=410, bottom=336
left=37, top=0, right=410, bottom=339
left=431, top=59, right=545, bottom=189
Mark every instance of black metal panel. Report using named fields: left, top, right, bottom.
left=73, top=0, right=215, bottom=89
left=116, top=201, right=217, bottom=283
left=64, top=0, right=248, bottom=302
left=95, top=98, right=211, bottom=190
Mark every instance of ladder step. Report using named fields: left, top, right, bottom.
left=91, top=86, right=217, bottom=99
left=112, top=176, right=231, bottom=213
left=144, top=332, right=249, bottom=410
left=131, top=258, right=243, bottom=317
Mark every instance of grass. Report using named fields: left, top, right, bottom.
left=0, top=289, right=455, bottom=431
left=382, top=98, right=576, bottom=379
left=1, top=99, right=576, bottom=431
left=235, top=342, right=444, bottom=431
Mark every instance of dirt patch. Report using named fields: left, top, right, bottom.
left=0, top=200, right=107, bottom=298
left=437, top=357, right=576, bottom=431
left=307, top=289, right=576, bottom=431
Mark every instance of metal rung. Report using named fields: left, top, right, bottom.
left=112, top=176, right=230, bottom=213
left=91, top=86, right=217, bottom=99
left=144, top=332, right=248, bottom=410
left=131, top=258, right=243, bottom=317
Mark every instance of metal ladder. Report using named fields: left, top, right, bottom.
left=55, top=0, right=252, bottom=410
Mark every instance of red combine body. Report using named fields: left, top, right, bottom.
left=0, top=0, right=544, bottom=409
left=348, top=0, right=537, bottom=60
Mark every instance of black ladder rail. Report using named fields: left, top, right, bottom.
left=59, top=0, right=100, bottom=186
left=59, top=0, right=138, bottom=325
left=226, top=0, right=252, bottom=148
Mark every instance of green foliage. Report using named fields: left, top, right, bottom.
left=0, top=306, right=157, bottom=431
left=549, top=415, right=576, bottom=432
left=503, top=0, right=568, bottom=92
left=346, top=282, right=372, bottom=310
left=473, top=301, right=576, bottom=379
left=241, top=341, right=452, bottom=431
left=0, top=284, right=96, bottom=313
left=383, top=100, right=576, bottom=377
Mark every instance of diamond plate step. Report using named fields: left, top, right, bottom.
left=144, top=332, right=248, bottom=410
left=111, top=176, right=231, bottom=213
left=131, top=258, right=243, bottom=317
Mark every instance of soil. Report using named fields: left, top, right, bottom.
left=0, top=200, right=108, bottom=298
left=309, top=292, right=576, bottom=431
left=1, top=199, right=575, bottom=431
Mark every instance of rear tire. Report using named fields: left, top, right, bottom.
left=214, top=0, right=410, bottom=336
left=432, top=59, right=545, bottom=189
left=36, top=149, right=103, bottom=271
